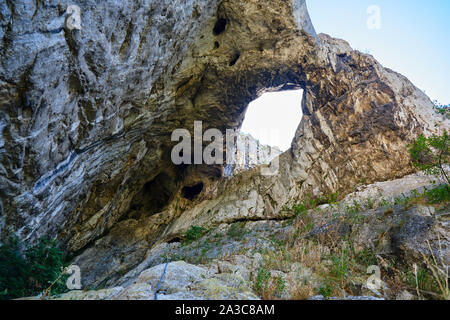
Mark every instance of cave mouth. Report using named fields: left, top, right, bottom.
left=241, top=89, right=303, bottom=151
left=182, top=182, right=204, bottom=200
left=127, top=172, right=177, bottom=219
left=213, top=18, right=227, bottom=35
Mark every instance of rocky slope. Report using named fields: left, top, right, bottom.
left=1, top=0, right=449, bottom=298
left=26, top=173, right=449, bottom=300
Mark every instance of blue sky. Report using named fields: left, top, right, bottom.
left=308, top=0, right=450, bottom=105
left=242, top=1, right=449, bottom=150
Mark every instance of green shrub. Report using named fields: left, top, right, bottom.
left=318, top=281, right=334, bottom=299
left=0, top=236, right=28, bottom=299
left=274, top=276, right=286, bottom=298
left=433, top=102, right=449, bottom=119
left=424, top=185, right=450, bottom=204
left=408, top=131, right=449, bottom=185
left=293, top=193, right=340, bottom=218
left=329, top=245, right=351, bottom=281
left=303, top=221, right=315, bottom=233
left=407, top=266, right=441, bottom=295
left=330, top=254, right=349, bottom=280
left=255, top=267, right=271, bottom=293
left=354, top=248, right=378, bottom=266
left=326, top=192, right=340, bottom=205
left=293, top=203, right=308, bottom=216
left=0, top=236, right=68, bottom=300
left=183, top=226, right=208, bottom=244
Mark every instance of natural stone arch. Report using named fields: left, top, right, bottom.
left=163, top=0, right=437, bottom=215
left=0, top=0, right=447, bottom=287
left=71, top=0, right=445, bottom=287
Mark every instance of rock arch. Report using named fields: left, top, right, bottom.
left=0, top=0, right=447, bottom=286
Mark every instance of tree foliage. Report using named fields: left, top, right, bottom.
left=408, top=131, right=449, bottom=186
left=433, top=101, right=449, bottom=120
left=0, top=236, right=68, bottom=300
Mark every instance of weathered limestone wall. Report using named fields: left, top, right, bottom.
left=1, top=0, right=448, bottom=286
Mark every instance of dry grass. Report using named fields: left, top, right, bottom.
left=289, top=281, right=315, bottom=300
left=254, top=230, right=449, bottom=300
left=253, top=230, right=379, bottom=299
left=421, top=239, right=449, bottom=300
left=251, top=190, right=450, bottom=300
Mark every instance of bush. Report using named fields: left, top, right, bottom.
left=293, top=203, right=308, bottom=216
left=407, top=266, right=441, bottom=295
left=318, top=281, right=334, bottom=299
left=425, top=184, right=450, bottom=204
left=408, top=131, right=449, bottom=185
left=183, top=226, right=208, bottom=244
left=293, top=192, right=340, bottom=216
left=433, top=101, right=449, bottom=120
left=255, top=266, right=271, bottom=297
left=0, top=236, right=28, bottom=299
left=0, top=236, right=68, bottom=300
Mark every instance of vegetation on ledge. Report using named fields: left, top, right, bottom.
left=0, top=236, right=69, bottom=300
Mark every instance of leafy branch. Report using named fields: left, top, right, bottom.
left=408, top=131, right=449, bottom=186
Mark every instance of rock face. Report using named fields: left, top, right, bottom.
left=71, top=172, right=449, bottom=290
left=29, top=174, right=448, bottom=300
left=0, top=0, right=448, bottom=290
left=226, top=133, right=282, bottom=175
left=26, top=260, right=259, bottom=300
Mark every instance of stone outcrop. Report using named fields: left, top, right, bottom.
left=24, top=260, right=259, bottom=300
left=72, top=172, right=448, bottom=290
left=26, top=173, right=448, bottom=300
left=226, top=133, right=282, bottom=175
left=1, top=0, right=448, bottom=291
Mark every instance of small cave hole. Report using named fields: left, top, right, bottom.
left=182, top=182, right=204, bottom=200
left=214, top=41, right=220, bottom=49
left=167, top=237, right=182, bottom=244
left=229, top=52, right=240, bottom=66
left=213, top=18, right=227, bottom=35
left=127, top=173, right=176, bottom=219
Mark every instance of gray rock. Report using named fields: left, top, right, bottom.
left=45, top=260, right=259, bottom=300
left=1, top=0, right=448, bottom=291
left=227, top=133, right=283, bottom=176
left=309, top=295, right=385, bottom=301
left=396, top=291, right=416, bottom=301
left=135, top=261, right=214, bottom=294
left=51, top=287, right=124, bottom=300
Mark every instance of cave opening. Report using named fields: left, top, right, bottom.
left=229, top=51, right=240, bottom=66
left=213, top=18, right=227, bottom=35
left=241, top=89, right=303, bottom=152
left=127, top=172, right=177, bottom=219
left=182, top=182, right=204, bottom=200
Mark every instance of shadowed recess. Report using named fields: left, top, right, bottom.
left=182, top=182, right=204, bottom=200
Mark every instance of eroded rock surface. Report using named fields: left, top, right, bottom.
left=1, top=0, right=448, bottom=291
left=26, top=261, right=259, bottom=300
left=30, top=174, right=448, bottom=300
left=227, top=133, right=283, bottom=175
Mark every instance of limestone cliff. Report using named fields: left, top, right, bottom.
left=0, top=0, right=448, bottom=290
left=226, top=133, right=283, bottom=175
